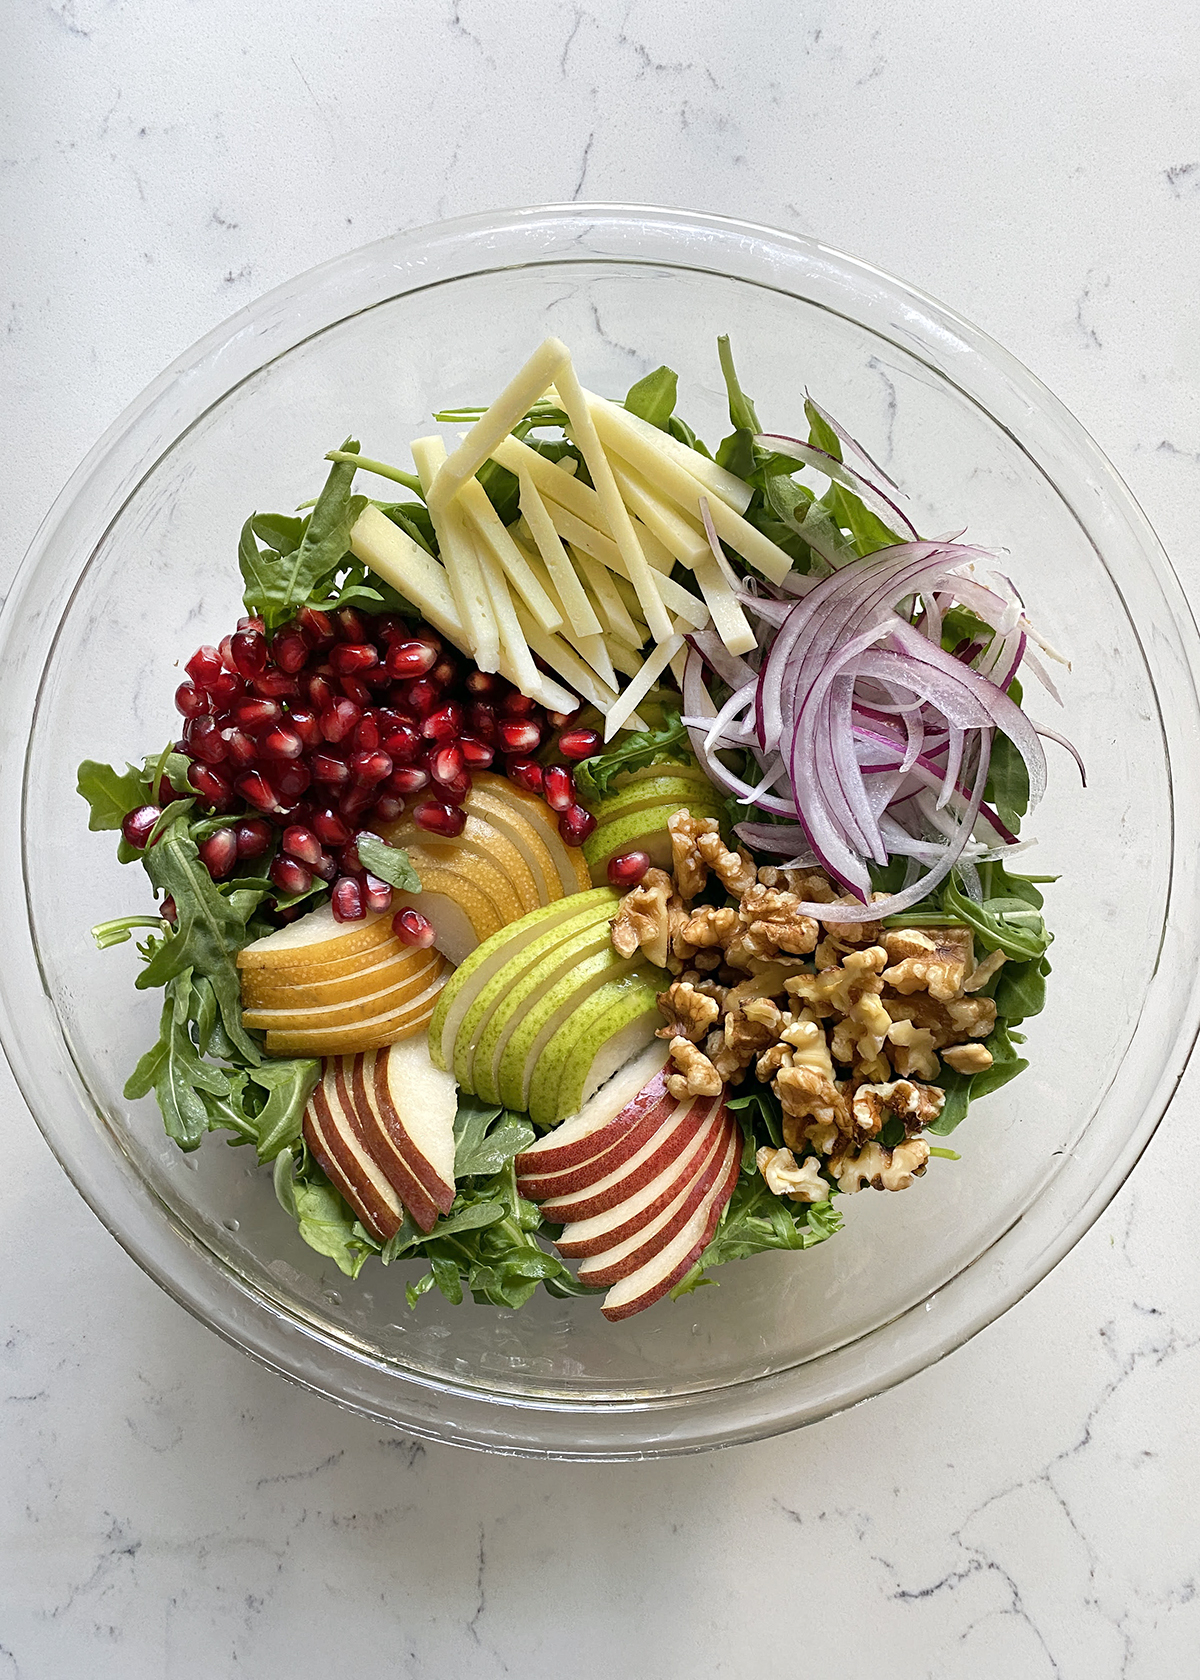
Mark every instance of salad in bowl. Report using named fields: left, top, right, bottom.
left=78, top=334, right=1073, bottom=1324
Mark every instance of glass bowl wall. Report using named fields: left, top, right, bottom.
left=1, top=206, right=1197, bottom=1458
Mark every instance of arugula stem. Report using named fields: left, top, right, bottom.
left=91, top=913, right=169, bottom=949
left=324, top=452, right=423, bottom=495
left=928, top=1146, right=962, bottom=1160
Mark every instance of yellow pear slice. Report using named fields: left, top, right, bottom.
left=264, top=968, right=448, bottom=1056
left=237, top=902, right=393, bottom=969
left=241, top=941, right=436, bottom=1010
left=402, top=835, right=527, bottom=928
left=241, top=934, right=415, bottom=994
left=381, top=812, right=542, bottom=919
left=463, top=783, right=562, bottom=904
left=242, top=951, right=443, bottom=1031
left=470, top=772, right=591, bottom=894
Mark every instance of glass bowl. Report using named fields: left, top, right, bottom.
left=2, top=205, right=1198, bottom=1460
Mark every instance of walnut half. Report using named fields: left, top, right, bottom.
left=666, top=1037, right=723, bottom=1100
left=830, top=1137, right=931, bottom=1193
left=756, top=1145, right=830, bottom=1203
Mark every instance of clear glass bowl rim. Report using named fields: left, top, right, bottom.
left=3, top=202, right=1199, bottom=1459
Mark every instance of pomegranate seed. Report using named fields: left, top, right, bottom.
left=498, top=717, right=542, bottom=754
left=393, top=908, right=436, bottom=949
left=236, top=770, right=281, bottom=813
left=438, top=769, right=472, bottom=805
left=374, top=613, right=405, bottom=641
left=188, top=715, right=228, bottom=764
left=335, top=607, right=368, bottom=643
left=363, top=662, right=393, bottom=691
left=272, top=905, right=302, bottom=925
left=188, top=762, right=235, bottom=809
left=331, top=876, right=365, bottom=921
left=298, top=606, right=335, bottom=649
left=405, top=677, right=441, bottom=716
left=363, top=874, right=393, bottom=914
left=372, top=794, right=405, bottom=823
left=209, top=669, right=245, bottom=708
left=386, top=638, right=439, bottom=678
left=311, top=752, right=351, bottom=787
left=231, top=697, right=283, bottom=734
left=271, top=628, right=310, bottom=673
left=289, top=708, right=323, bottom=750
left=305, top=672, right=336, bottom=711
left=160, top=895, right=177, bottom=924
left=234, top=818, right=273, bottom=860
left=174, top=681, right=210, bottom=719
left=267, top=760, right=311, bottom=805
left=339, top=837, right=364, bottom=875
left=500, top=691, right=538, bottom=717
left=431, top=656, right=458, bottom=688
left=547, top=708, right=580, bottom=729
left=320, top=699, right=362, bottom=743
left=330, top=642, right=378, bottom=676
left=253, top=670, right=300, bottom=700
left=559, top=804, right=597, bottom=847
left=350, top=749, right=392, bottom=786
left=465, top=669, right=507, bottom=698
left=199, top=829, right=238, bottom=880
left=353, top=714, right=381, bottom=753
left=219, top=633, right=237, bottom=672
left=270, top=854, right=313, bottom=896
left=543, top=764, right=576, bottom=812
left=259, top=725, right=303, bottom=760
left=282, top=825, right=323, bottom=866
left=465, top=704, right=498, bottom=746
left=339, top=675, right=373, bottom=706
left=311, top=849, right=338, bottom=882
left=237, top=614, right=265, bottom=633
left=230, top=627, right=268, bottom=679
left=121, top=805, right=162, bottom=849
left=459, top=735, right=495, bottom=769
left=387, top=766, right=429, bottom=795
left=558, top=727, right=602, bottom=761
left=430, top=743, right=465, bottom=786
left=421, top=702, right=463, bottom=743
left=339, top=783, right=377, bottom=821
left=413, top=798, right=467, bottom=837
left=185, top=645, right=224, bottom=690
left=506, top=758, right=544, bottom=795
left=607, top=849, right=651, bottom=889
left=381, top=721, right=419, bottom=764
left=311, top=808, right=351, bottom=847
left=221, top=727, right=258, bottom=769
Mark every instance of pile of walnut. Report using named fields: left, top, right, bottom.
left=610, top=811, right=1005, bottom=1208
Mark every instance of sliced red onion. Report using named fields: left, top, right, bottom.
left=801, top=394, right=902, bottom=491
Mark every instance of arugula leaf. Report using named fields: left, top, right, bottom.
left=453, top=1095, right=534, bottom=1178
left=354, top=833, right=422, bottom=892
left=274, top=1153, right=380, bottom=1278
left=77, top=760, right=147, bottom=830
left=714, top=335, right=760, bottom=479
left=726, top=1085, right=785, bottom=1148
left=625, top=365, right=678, bottom=431
left=239, top=442, right=369, bottom=630
left=985, top=733, right=1031, bottom=834
left=136, top=818, right=265, bottom=1062
left=243, top=1057, right=322, bottom=1161
left=928, top=1023, right=1029, bottom=1135
left=941, top=871, right=1051, bottom=962
left=992, top=955, right=1050, bottom=1023
left=573, top=708, right=696, bottom=801
left=671, top=1167, right=842, bottom=1298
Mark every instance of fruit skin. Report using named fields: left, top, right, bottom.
left=237, top=902, right=394, bottom=969
left=525, top=969, right=664, bottom=1129
left=427, top=889, right=619, bottom=1072
left=263, top=965, right=447, bottom=1056
left=515, top=1077, right=679, bottom=1201
left=382, top=813, right=541, bottom=921
left=339, top=1055, right=441, bottom=1233
left=463, top=782, right=562, bottom=905
left=471, top=772, right=590, bottom=894
left=513, top=1040, right=668, bottom=1175
left=240, top=939, right=433, bottom=1008
left=303, top=1074, right=404, bottom=1243
left=241, top=958, right=440, bottom=1031
left=370, top=1037, right=457, bottom=1213
left=577, top=1110, right=734, bottom=1290
left=598, top=1122, right=741, bottom=1320
left=493, top=946, right=640, bottom=1115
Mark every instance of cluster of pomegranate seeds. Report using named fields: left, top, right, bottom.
left=170, top=606, right=602, bottom=916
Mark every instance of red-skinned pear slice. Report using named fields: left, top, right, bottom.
left=343, top=1055, right=441, bottom=1234
left=575, top=1109, right=732, bottom=1289
left=302, top=1073, right=404, bottom=1243
left=513, top=1042, right=669, bottom=1176
left=552, top=1097, right=726, bottom=1255
left=524, top=1088, right=707, bottom=1214
left=514, top=1075, right=677, bottom=1200
left=372, top=1038, right=457, bottom=1216
left=600, top=1121, right=743, bottom=1322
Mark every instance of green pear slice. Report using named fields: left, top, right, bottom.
left=491, top=944, right=638, bottom=1113
left=451, top=898, right=620, bottom=1090
left=527, top=970, right=663, bottom=1128
left=608, top=761, right=711, bottom=793
left=476, top=930, right=630, bottom=1107
left=581, top=775, right=720, bottom=823
left=428, top=887, right=617, bottom=1070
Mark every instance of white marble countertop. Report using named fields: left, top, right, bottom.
left=4, top=2, right=1199, bottom=1674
